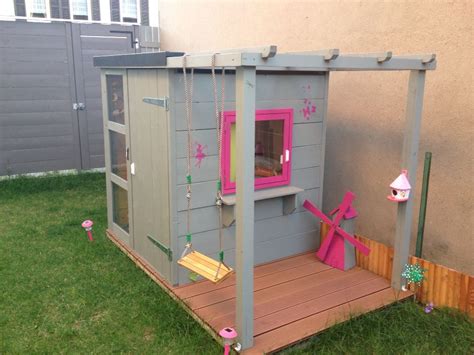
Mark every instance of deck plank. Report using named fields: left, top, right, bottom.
left=245, top=287, right=413, bottom=354
left=202, top=268, right=381, bottom=330
left=174, top=252, right=317, bottom=299
left=107, top=229, right=413, bottom=355
left=253, top=277, right=390, bottom=336
left=185, top=261, right=331, bottom=310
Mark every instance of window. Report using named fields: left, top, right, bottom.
left=112, top=183, right=129, bottom=232
left=71, top=0, right=90, bottom=20
left=26, top=0, right=48, bottom=18
left=221, top=108, right=293, bottom=195
left=50, top=0, right=71, bottom=20
left=106, top=75, right=125, bottom=125
left=109, top=130, right=127, bottom=180
left=121, top=0, right=138, bottom=23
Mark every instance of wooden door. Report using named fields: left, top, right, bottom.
left=72, top=23, right=138, bottom=170
left=101, top=69, right=133, bottom=246
left=128, top=69, right=172, bottom=281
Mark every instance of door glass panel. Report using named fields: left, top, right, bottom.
left=230, top=120, right=284, bottom=181
left=106, top=75, right=125, bottom=124
left=110, top=131, right=127, bottom=180
left=112, top=183, right=129, bottom=232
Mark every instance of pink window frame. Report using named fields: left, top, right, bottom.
left=221, top=108, right=293, bottom=195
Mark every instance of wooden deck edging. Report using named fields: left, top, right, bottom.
left=105, top=230, right=224, bottom=346
left=321, top=223, right=474, bottom=317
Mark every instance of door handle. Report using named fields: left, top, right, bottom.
left=73, top=102, right=86, bottom=111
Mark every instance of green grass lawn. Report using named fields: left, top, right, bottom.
left=0, top=173, right=472, bottom=354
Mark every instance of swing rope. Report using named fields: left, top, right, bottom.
left=211, top=54, right=228, bottom=277
left=182, top=55, right=194, bottom=258
left=177, top=54, right=233, bottom=283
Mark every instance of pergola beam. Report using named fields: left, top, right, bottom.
left=240, top=53, right=436, bottom=71
left=166, top=51, right=436, bottom=71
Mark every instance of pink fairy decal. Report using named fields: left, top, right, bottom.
left=299, top=86, right=317, bottom=120
left=194, top=142, right=207, bottom=168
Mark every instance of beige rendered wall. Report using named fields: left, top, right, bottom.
left=158, top=0, right=473, bottom=274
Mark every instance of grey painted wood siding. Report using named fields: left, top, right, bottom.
left=0, top=21, right=139, bottom=175
left=170, top=72, right=327, bottom=285
left=0, top=21, right=79, bottom=175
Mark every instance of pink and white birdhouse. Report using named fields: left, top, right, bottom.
left=387, top=169, right=411, bottom=202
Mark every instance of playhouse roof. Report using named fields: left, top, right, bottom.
left=390, top=170, right=411, bottom=190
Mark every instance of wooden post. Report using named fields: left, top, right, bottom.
left=235, top=66, right=256, bottom=349
left=391, top=70, right=426, bottom=290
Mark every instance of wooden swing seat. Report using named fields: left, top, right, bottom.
left=177, top=250, right=233, bottom=284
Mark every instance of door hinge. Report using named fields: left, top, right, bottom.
left=143, top=97, right=169, bottom=111
left=147, top=235, right=172, bottom=261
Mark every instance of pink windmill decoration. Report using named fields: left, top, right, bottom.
left=303, top=191, right=370, bottom=270
left=387, top=169, right=411, bottom=202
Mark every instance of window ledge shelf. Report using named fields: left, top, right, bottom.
left=221, top=186, right=304, bottom=227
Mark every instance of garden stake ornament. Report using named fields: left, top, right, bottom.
left=424, top=302, right=434, bottom=313
left=219, top=327, right=239, bottom=355
left=81, top=220, right=94, bottom=242
left=401, top=263, right=426, bottom=299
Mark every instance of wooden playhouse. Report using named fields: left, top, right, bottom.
left=94, top=47, right=436, bottom=353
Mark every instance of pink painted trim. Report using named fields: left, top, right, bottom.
left=221, top=108, right=293, bottom=195
left=387, top=195, right=409, bottom=202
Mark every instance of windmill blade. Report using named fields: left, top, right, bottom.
left=303, top=200, right=333, bottom=225
left=335, top=226, right=371, bottom=256
left=316, top=226, right=336, bottom=260
left=332, top=191, right=356, bottom=226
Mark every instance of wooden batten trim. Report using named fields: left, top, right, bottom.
left=320, top=222, right=474, bottom=317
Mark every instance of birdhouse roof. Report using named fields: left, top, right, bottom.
left=390, top=170, right=411, bottom=190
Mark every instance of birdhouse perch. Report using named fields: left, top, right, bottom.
left=387, top=169, right=411, bottom=202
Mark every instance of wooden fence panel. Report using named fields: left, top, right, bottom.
left=321, top=222, right=473, bottom=317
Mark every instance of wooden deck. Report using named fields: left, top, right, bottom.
left=107, top=230, right=413, bottom=354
